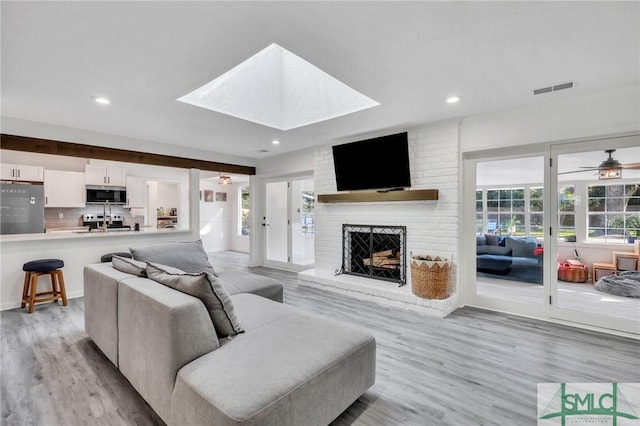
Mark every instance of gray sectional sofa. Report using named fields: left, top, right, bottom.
left=83, top=240, right=376, bottom=425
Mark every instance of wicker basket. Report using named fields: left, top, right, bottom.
left=558, top=261, right=588, bottom=283
left=410, top=253, right=452, bottom=299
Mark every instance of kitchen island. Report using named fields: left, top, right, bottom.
left=0, top=227, right=196, bottom=311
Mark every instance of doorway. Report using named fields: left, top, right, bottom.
left=264, top=177, right=315, bottom=270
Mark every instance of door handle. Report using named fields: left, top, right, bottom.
left=17, top=169, right=20, bottom=178
left=262, top=223, right=270, bottom=227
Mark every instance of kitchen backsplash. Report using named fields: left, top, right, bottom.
left=44, top=207, right=144, bottom=230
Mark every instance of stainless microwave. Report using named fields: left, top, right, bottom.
left=86, top=186, right=127, bottom=204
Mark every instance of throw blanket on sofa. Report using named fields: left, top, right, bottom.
left=594, top=271, right=640, bottom=298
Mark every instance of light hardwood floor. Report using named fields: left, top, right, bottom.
left=1, top=251, right=638, bottom=426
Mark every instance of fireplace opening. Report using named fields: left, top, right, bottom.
left=339, top=224, right=407, bottom=286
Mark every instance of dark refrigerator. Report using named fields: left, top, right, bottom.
left=0, top=182, right=45, bottom=234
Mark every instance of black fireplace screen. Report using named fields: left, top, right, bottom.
left=338, top=224, right=407, bottom=286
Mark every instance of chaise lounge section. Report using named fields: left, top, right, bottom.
left=84, top=240, right=376, bottom=425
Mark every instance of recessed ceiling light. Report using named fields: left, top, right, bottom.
left=446, top=96, right=460, bottom=104
left=95, top=97, right=110, bottom=105
left=272, top=140, right=280, bottom=145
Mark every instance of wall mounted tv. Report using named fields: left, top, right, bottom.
left=332, top=132, right=411, bottom=192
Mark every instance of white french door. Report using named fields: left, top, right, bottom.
left=549, top=135, right=640, bottom=334
left=263, top=177, right=315, bottom=271
left=463, top=134, right=640, bottom=336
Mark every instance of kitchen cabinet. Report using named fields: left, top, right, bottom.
left=44, top=170, right=86, bottom=207
left=125, top=176, right=145, bottom=208
left=85, top=164, right=126, bottom=186
left=1, top=163, right=44, bottom=182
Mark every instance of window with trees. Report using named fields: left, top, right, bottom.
left=588, top=183, right=640, bottom=243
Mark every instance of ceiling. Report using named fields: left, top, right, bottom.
left=2, top=2, right=638, bottom=160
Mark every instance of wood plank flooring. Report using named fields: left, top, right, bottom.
left=1, top=251, right=638, bottom=426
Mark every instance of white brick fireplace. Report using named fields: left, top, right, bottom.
left=298, top=120, right=461, bottom=317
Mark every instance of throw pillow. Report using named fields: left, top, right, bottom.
left=484, top=234, right=500, bottom=246
left=476, top=235, right=487, bottom=246
left=505, top=237, right=537, bottom=258
left=130, top=239, right=217, bottom=276
left=146, top=262, right=244, bottom=337
left=112, top=255, right=147, bottom=277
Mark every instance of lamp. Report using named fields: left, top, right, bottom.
left=598, top=150, right=622, bottom=180
left=219, top=175, right=232, bottom=185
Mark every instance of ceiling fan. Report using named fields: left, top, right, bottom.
left=559, top=149, right=640, bottom=180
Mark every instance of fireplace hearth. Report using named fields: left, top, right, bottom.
left=338, top=224, right=407, bottom=286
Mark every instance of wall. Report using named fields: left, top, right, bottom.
left=460, top=85, right=639, bottom=152
left=313, top=120, right=460, bottom=292
left=198, top=180, right=249, bottom=253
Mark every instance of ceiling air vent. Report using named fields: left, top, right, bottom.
left=533, top=82, right=573, bottom=95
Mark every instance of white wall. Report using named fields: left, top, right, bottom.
left=314, top=120, right=460, bottom=292
left=460, top=85, right=640, bottom=152
left=198, top=180, right=249, bottom=253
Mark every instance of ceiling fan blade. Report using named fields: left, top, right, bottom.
left=558, top=168, right=598, bottom=175
left=621, top=163, right=640, bottom=170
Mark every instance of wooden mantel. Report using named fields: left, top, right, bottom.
left=317, top=189, right=438, bottom=203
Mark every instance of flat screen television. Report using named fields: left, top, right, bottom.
left=332, top=132, right=411, bottom=191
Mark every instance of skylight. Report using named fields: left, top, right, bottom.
left=177, top=43, right=380, bottom=131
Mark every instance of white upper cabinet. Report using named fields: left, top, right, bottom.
left=44, top=170, right=85, bottom=208
left=125, top=176, right=145, bottom=208
left=1, top=163, right=44, bottom=182
left=85, top=164, right=126, bottom=186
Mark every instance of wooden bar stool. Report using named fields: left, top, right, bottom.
left=21, top=259, right=67, bottom=313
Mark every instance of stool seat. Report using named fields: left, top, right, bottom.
left=23, top=259, right=64, bottom=272
left=21, top=258, right=67, bottom=313
left=100, top=252, right=132, bottom=263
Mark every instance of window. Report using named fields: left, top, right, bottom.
left=529, top=187, right=544, bottom=237
left=475, top=190, right=483, bottom=234
left=239, top=186, right=250, bottom=236
left=484, top=188, right=525, bottom=236
left=588, top=184, right=640, bottom=243
left=558, top=185, right=576, bottom=239
left=301, top=190, right=314, bottom=235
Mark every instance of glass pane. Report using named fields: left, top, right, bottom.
left=265, top=182, right=288, bottom=263
left=625, top=184, right=640, bottom=197
left=240, top=187, right=250, bottom=235
left=588, top=198, right=605, bottom=211
left=588, top=185, right=605, bottom=197
left=291, top=179, right=315, bottom=266
left=487, top=200, right=498, bottom=212
left=530, top=187, right=544, bottom=199
left=476, top=201, right=483, bottom=212
left=606, top=197, right=624, bottom=211
left=627, top=198, right=640, bottom=212
left=512, top=200, right=525, bottom=211
left=559, top=200, right=574, bottom=212
left=499, top=200, right=511, bottom=211
left=530, top=199, right=543, bottom=212
left=512, top=189, right=525, bottom=199
left=589, top=214, right=606, bottom=227
left=606, top=185, right=624, bottom=197
left=476, top=213, right=483, bottom=234
left=499, top=189, right=511, bottom=199
left=476, top=190, right=483, bottom=200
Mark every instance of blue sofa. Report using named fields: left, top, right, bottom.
left=476, top=235, right=543, bottom=283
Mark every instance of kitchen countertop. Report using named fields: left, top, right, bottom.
left=0, top=227, right=191, bottom=242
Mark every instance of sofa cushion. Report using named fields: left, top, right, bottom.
left=112, top=255, right=147, bottom=277
left=477, top=245, right=511, bottom=256
left=146, top=262, right=244, bottom=337
left=476, top=235, right=487, bottom=246
left=130, top=239, right=217, bottom=276
left=217, top=270, right=284, bottom=303
left=505, top=237, right=537, bottom=258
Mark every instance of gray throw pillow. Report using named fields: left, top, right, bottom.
left=146, top=262, right=244, bottom=337
left=485, top=234, right=500, bottom=246
left=112, top=255, right=147, bottom=277
left=505, top=237, right=537, bottom=258
left=130, top=239, right=217, bottom=276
